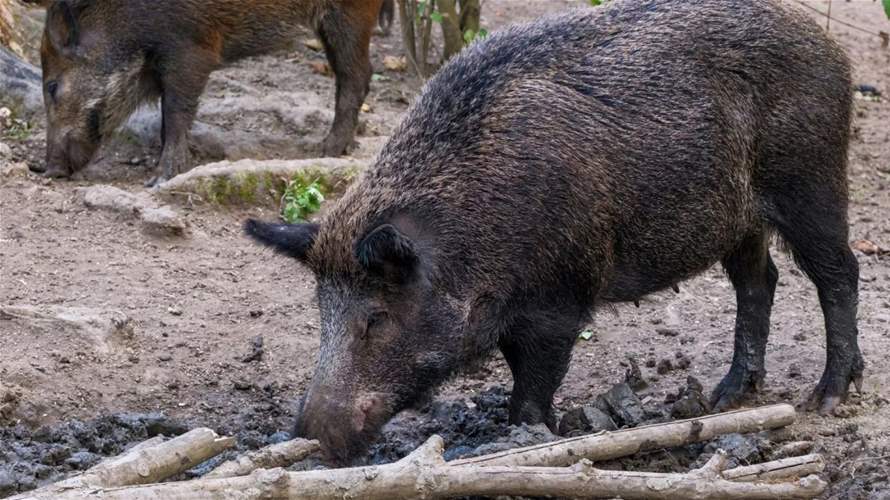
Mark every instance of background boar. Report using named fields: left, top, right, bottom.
left=246, top=0, right=861, bottom=464
left=30, top=0, right=391, bottom=185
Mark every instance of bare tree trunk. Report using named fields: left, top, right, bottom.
left=459, top=0, right=480, bottom=35
left=397, top=0, right=421, bottom=76
left=437, top=0, right=463, bottom=61
left=418, top=0, right=435, bottom=77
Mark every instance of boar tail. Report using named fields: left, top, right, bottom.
left=244, top=219, right=319, bottom=261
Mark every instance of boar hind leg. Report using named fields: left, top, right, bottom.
left=498, top=315, right=577, bottom=431
left=771, top=199, right=862, bottom=415
left=317, top=3, right=375, bottom=156
left=147, top=53, right=214, bottom=186
left=711, top=231, right=778, bottom=411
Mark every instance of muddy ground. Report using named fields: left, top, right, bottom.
left=1, top=1, right=889, bottom=498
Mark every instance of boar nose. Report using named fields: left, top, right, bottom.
left=294, top=391, right=384, bottom=463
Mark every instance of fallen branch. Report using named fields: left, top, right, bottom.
left=37, top=435, right=826, bottom=500
left=451, top=403, right=796, bottom=467
left=12, top=428, right=234, bottom=500
left=204, top=438, right=320, bottom=478
left=723, top=453, right=825, bottom=482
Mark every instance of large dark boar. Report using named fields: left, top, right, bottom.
left=30, top=0, right=391, bottom=185
left=246, top=0, right=861, bottom=463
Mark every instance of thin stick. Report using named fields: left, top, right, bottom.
left=722, top=454, right=824, bottom=482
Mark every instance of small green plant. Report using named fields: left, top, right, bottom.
left=884, top=0, right=890, bottom=19
left=463, top=27, right=488, bottom=44
left=281, top=178, right=325, bottom=223
left=1, top=108, right=33, bottom=141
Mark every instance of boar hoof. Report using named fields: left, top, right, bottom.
left=709, top=368, right=764, bottom=411
left=803, top=362, right=864, bottom=415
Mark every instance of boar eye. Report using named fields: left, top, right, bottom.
left=365, top=311, right=389, bottom=336
left=46, top=81, right=59, bottom=101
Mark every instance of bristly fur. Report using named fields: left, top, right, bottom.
left=255, top=0, right=862, bottom=464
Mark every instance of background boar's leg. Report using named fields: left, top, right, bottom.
left=317, top=2, right=375, bottom=156
left=498, top=314, right=578, bottom=431
left=711, top=231, right=778, bottom=411
left=148, top=50, right=215, bottom=186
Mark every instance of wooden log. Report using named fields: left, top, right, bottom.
left=450, top=403, right=796, bottom=467
left=12, top=428, right=234, bottom=500
left=722, top=454, right=825, bottom=482
left=39, top=436, right=826, bottom=500
left=204, top=438, right=320, bottom=478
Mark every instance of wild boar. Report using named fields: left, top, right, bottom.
left=30, top=0, right=391, bottom=185
left=246, top=0, right=861, bottom=463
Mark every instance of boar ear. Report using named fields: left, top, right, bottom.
left=356, top=224, right=418, bottom=282
left=46, top=1, right=82, bottom=52
left=244, top=219, right=319, bottom=262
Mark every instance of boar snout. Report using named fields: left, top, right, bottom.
left=39, top=129, right=96, bottom=177
left=295, top=390, right=389, bottom=464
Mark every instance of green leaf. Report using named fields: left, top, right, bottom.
left=590, top=0, right=603, bottom=5
left=463, top=29, right=476, bottom=44
left=430, top=11, right=444, bottom=23
left=884, top=0, right=890, bottom=19
left=578, top=329, right=594, bottom=341
left=281, top=179, right=325, bottom=223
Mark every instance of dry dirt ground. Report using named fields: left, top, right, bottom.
left=1, top=0, right=889, bottom=498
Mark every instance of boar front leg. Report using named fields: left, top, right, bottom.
left=147, top=51, right=214, bottom=187
left=498, top=314, right=578, bottom=431
left=317, top=2, right=375, bottom=156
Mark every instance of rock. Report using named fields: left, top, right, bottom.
left=1, top=161, right=29, bottom=177
left=599, top=382, right=646, bottom=427
left=768, top=441, right=813, bottom=460
left=155, top=157, right=367, bottom=205
left=656, top=357, right=674, bottom=374
left=558, top=405, right=617, bottom=436
left=78, top=185, right=153, bottom=213
left=656, top=327, right=680, bottom=337
left=233, top=380, right=253, bottom=391
left=140, top=206, right=188, bottom=237
left=0, top=141, right=10, bottom=159
left=670, top=376, right=710, bottom=419
left=471, top=423, right=558, bottom=456
left=0, top=305, right=134, bottom=354
left=0, top=46, right=42, bottom=116
left=241, top=335, right=264, bottom=363
left=674, top=351, right=691, bottom=370
left=705, top=433, right=770, bottom=467
left=266, top=431, right=291, bottom=445
left=76, top=185, right=188, bottom=238
left=624, top=357, right=648, bottom=391
left=0, top=469, right=16, bottom=497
